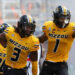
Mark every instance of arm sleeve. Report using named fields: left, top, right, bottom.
left=4, top=27, right=14, bottom=39
left=30, top=40, right=40, bottom=75
left=31, top=61, right=38, bottom=75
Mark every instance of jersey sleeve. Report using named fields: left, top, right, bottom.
left=30, top=38, right=40, bottom=52
left=42, top=22, right=50, bottom=38
left=71, top=23, right=75, bottom=38
left=72, top=25, right=75, bottom=31
left=42, top=22, right=48, bottom=33
left=4, top=27, right=14, bottom=38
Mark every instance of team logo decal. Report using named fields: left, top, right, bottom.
left=11, top=34, right=14, bottom=37
left=48, top=27, right=51, bottom=31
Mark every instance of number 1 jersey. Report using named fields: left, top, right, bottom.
left=42, top=21, right=75, bottom=62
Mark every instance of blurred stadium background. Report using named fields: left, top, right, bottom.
left=0, top=0, right=75, bottom=74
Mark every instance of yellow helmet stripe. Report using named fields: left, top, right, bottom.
left=28, top=15, right=32, bottom=23
left=62, top=6, right=67, bottom=15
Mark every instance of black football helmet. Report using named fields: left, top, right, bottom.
left=53, top=5, right=71, bottom=28
left=0, top=23, right=10, bottom=33
left=17, top=15, right=36, bottom=37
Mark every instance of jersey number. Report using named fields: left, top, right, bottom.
left=53, top=39, right=60, bottom=53
left=11, top=47, right=21, bottom=61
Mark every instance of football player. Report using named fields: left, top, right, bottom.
left=38, top=5, right=75, bottom=75
left=0, top=15, right=40, bottom=75
left=0, top=23, right=9, bottom=75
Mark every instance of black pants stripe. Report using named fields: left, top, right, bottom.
left=40, top=61, right=68, bottom=75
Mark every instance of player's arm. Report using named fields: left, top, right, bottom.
left=38, top=33, right=48, bottom=43
left=0, top=33, right=7, bottom=48
left=38, top=22, right=48, bottom=43
left=30, top=51, right=38, bottom=75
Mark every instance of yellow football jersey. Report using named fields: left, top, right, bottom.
left=42, top=21, right=75, bottom=62
left=4, top=27, right=39, bottom=69
left=0, top=44, right=6, bottom=67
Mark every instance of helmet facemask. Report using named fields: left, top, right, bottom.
left=23, top=23, right=36, bottom=37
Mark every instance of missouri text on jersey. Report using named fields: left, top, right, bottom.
left=9, top=39, right=29, bottom=50
left=49, top=33, right=68, bottom=38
